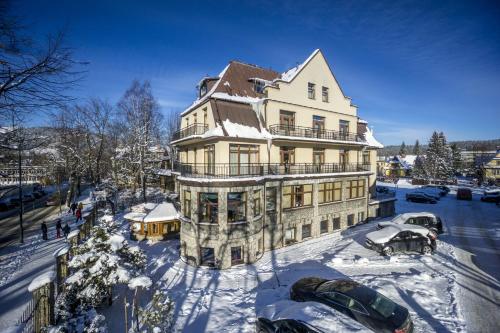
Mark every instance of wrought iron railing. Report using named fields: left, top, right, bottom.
left=172, top=123, right=208, bottom=141
left=269, top=124, right=364, bottom=142
left=174, top=162, right=369, bottom=178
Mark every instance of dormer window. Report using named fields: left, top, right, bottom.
left=254, top=80, right=265, bottom=94
left=200, top=82, right=208, bottom=97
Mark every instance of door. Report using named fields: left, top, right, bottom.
left=280, top=111, right=295, bottom=135
left=313, top=115, right=325, bottom=138
left=390, top=232, right=406, bottom=252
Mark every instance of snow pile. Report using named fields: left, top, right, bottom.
left=364, top=127, right=384, bottom=148
left=108, top=234, right=125, bottom=251
left=331, top=257, right=344, bottom=265
left=28, top=270, right=56, bottom=292
left=355, top=257, right=369, bottom=265
left=67, top=230, right=80, bottom=239
left=128, top=275, right=152, bottom=289
left=53, top=246, right=69, bottom=257
left=222, top=119, right=271, bottom=140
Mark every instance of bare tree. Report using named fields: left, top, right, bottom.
left=0, top=2, right=84, bottom=120
left=117, top=80, right=162, bottom=202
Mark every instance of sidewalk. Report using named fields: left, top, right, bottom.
left=0, top=191, right=93, bottom=330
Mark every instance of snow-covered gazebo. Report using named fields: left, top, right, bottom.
left=124, top=202, right=180, bottom=241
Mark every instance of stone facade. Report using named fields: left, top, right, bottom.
left=179, top=173, right=371, bottom=269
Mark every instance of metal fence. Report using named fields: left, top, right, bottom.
left=269, top=124, right=364, bottom=142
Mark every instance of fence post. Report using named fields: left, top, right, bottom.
left=53, top=246, right=70, bottom=294
left=67, top=230, right=80, bottom=256
left=28, top=271, right=56, bottom=333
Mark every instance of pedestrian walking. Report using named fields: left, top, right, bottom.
left=63, top=223, right=71, bottom=239
left=75, top=207, right=82, bottom=223
left=78, top=202, right=83, bottom=211
left=41, top=221, right=48, bottom=240
left=56, top=219, right=62, bottom=238
left=70, top=202, right=77, bottom=215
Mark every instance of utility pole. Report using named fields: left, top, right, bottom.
left=18, top=135, right=24, bottom=243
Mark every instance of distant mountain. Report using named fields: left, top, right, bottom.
left=379, top=138, right=500, bottom=156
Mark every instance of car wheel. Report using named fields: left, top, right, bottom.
left=422, top=245, right=432, bottom=255
left=382, top=246, right=393, bottom=256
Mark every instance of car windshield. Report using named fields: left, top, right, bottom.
left=368, top=293, right=396, bottom=318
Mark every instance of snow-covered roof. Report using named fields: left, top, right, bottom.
left=401, top=155, right=417, bottom=166
left=364, top=127, right=383, bottom=149
left=259, top=300, right=371, bottom=332
left=277, top=49, right=320, bottom=83
left=124, top=202, right=179, bottom=223
left=28, top=271, right=56, bottom=292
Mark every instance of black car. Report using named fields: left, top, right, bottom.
left=405, top=193, right=437, bottom=204
left=366, top=225, right=437, bottom=256
left=256, top=318, right=320, bottom=333
left=290, top=277, right=413, bottom=333
left=9, top=197, right=21, bottom=207
left=377, top=213, right=443, bottom=234
left=480, top=191, right=500, bottom=203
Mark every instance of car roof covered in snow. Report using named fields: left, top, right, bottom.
left=391, top=212, right=436, bottom=223
left=258, top=300, right=371, bottom=332
left=367, top=224, right=430, bottom=244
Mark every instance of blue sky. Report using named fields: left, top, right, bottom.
left=14, top=0, right=500, bottom=145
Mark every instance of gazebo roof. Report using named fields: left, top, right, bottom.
left=124, top=202, right=178, bottom=223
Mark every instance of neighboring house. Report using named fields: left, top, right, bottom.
left=171, top=49, right=392, bottom=269
left=0, top=164, right=48, bottom=185
left=482, top=148, right=500, bottom=184
left=380, top=155, right=414, bottom=177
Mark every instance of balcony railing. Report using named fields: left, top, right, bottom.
left=175, top=162, right=369, bottom=178
left=269, top=124, right=364, bottom=143
left=172, top=123, right=208, bottom=141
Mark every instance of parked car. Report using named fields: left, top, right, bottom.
left=377, top=212, right=443, bottom=234
left=366, top=224, right=437, bottom=256
left=0, top=201, right=11, bottom=212
left=420, top=185, right=447, bottom=196
left=480, top=190, right=500, bottom=203
left=46, top=194, right=62, bottom=206
left=456, top=187, right=472, bottom=201
left=22, top=194, right=35, bottom=202
left=290, top=277, right=414, bottom=333
left=9, top=197, right=21, bottom=206
left=414, top=190, right=441, bottom=200
left=405, top=192, right=437, bottom=204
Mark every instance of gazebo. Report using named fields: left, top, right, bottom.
left=124, top=202, right=180, bottom=241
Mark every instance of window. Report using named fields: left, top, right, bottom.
left=321, top=291, right=350, bottom=307
left=151, top=223, right=158, bottom=234
left=200, top=82, right=208, bottom=97
left=266, top=187, right=277, bottom=212
left=279, top=111, right=295, bottom=128
left=227, top=192, right=246, bottom=222
left=253, top=190, right=262, bottom=217
left=254, top=80, right=265, bottom=94
left=339, top=120, right=349, bottom=134
left=229, top=144, right=259, bottom=176
left=199, top=193, right=218, bottom=223
left=358, top=212, right=365, bottom=223
left=339, top=149, right=349, bottom=165
left=283, top=185, right=313, bottom=208
left=200, top=247, right=215, bottom=266
left=231, top=246, right=243, bottom=265
left=203, top=109, right=208, bottom=125
left=318, top=182, right=342, bottom=203
left=313, top=148, right=325, bottom=165
left=362, top=151, right=370, bottom=164
left=183, top=190, right=191, bottom=218
left=322, top=86, right=329, bottom=102
left=312, top=115, right=325, bottom=135
left=320, top=220, right=329, bottom=234
left=347, top=214, right=355, bottom=226
left=333, top=217, right=341, bottom=230
left=347, top=180, right=365, bottom=199
left=280, top=147, right=295, bottom=165
left=204, top=145, right=215, bottom=175
left=302, top=224, right=312, bottom=239
left=285, top=227, right=296, bottom=244
left=308, top=82, right=316, bottom=99
left=193, top=113, right=197, bottom=124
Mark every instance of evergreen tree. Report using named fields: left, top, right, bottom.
left=412, top=155, right=427, bottom=179
left=413, top=139, right=421, bottom=155
left=450, top=143, right=463, bottom=175
left=399, top=141, right=407, bottom=157
left=425, top=131, right=453, bottom=180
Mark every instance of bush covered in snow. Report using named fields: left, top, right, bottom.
left=54, top=225, right=147, bottom=332
left=136, top=290, right=174, bottom=333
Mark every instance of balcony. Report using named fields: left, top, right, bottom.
left=175, top=162, right=370, bottom=179
left=172, top=123, right=208, bottom=141
left=269, top=124, right=364, bottom=143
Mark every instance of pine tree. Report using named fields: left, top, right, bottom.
left=412, top=155, right=427, bottom=179
left=413, top=139, right=421, bottom=155
left=424, top=131, right=453, bottom=180
left=399, top=141, right=407, bottom=157
left=450, top=143, right=462, bottom=175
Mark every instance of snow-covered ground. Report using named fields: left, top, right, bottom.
left=101, top=180, right=499, bottom=333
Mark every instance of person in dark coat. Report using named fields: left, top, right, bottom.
left=56, top=219, right=62, bottom=238
left=63, top=223, right=71, bottom=239
left=70, top=202, right=77, bottom=215
left=75, top=207, right=82, bottom=223
left=41, top=221, right=48, bottom=240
